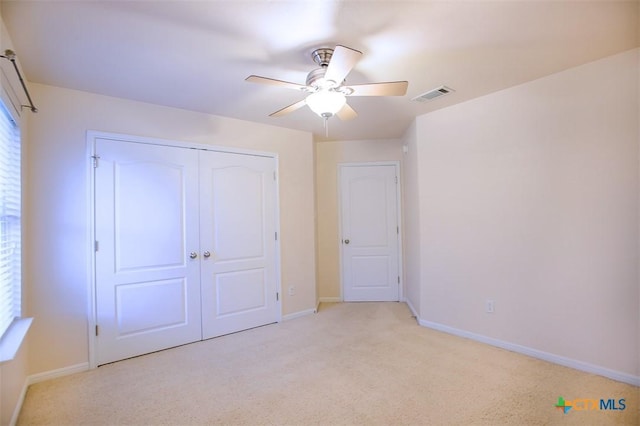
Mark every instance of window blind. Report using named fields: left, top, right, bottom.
left=0, top=100, right=20, bottom=338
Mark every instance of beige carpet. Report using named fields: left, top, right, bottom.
left=18, top=302, right=639, bottom=425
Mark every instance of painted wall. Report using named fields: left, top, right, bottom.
left=0, top=12, right=30, bottom=426
left=315, top=139, right=403, bottom=300
left=414, top=49, right=639, bottom=377
left=24, top=83, right=317, bottom=375
left=0, top=342, right=27, bottom=426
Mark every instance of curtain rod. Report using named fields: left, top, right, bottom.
left=0, top=49, right=37, bottom=113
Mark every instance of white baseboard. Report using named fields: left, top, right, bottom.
left=10, top=362, right=89, bottom=426
left=282, top=308, right=316, bottom=322
left=318, top=297, right=341, bottom=303
left=405, top=299, right=419, bottom=319
left=9, top=378, right=28, bottom=426
left=419, top=319, right=640, bottom=387
left=27, top=362, right=89, bottom=386
left=316, top=297, right=342, bottom=312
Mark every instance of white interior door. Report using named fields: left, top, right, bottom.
left=94, top=139, right=202, bottom=365
left=199, top=151, right=279, bottom=339
left=340, top=164, right=400, bottom=301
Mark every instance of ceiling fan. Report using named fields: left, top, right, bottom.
left=246, top=45, right=408, bottom=130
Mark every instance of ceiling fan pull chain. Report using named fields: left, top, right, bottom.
left=324, top=116, right=329, bottom=138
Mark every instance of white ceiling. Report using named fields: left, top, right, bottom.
left=1, top=1, right=637, bottom=141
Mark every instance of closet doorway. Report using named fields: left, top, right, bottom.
left=90, top=134, right=280, bottom=365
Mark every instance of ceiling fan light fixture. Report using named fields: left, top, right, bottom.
left=305, top=90, right=346, bottom=118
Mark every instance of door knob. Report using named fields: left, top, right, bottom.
left=203, top=251, right=211, bottom=258
left=189, top=252, right=198, bottom=259
left=344, top=239, right=350, bottom=244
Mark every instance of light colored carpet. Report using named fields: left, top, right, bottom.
left=18, top=302, right=639, bottom=425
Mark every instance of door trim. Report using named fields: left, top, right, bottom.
left=86, top=130, right=282, bottom=369
left=337, top=161, right=403, bottom=302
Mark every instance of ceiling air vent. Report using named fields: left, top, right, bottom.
left=412, top=85, right=454, bottom=103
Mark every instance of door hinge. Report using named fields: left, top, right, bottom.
left=395, top=176, right=398, bottom=184
left=273, top=171, right=276, bottom=181
left=397, top=276, right=400, bottom=284
left=95, top=325, right=99, bottom=336
left=94, top=240, right=99, bottom=252
left=397, top=226, right=399, bottom=235
left=276, top=292, right=279, bottom=301
left=275, top=232, right=278, bottom=241
left=91, top=155, right=100, bottom=168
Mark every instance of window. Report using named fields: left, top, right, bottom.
left=0, top=99, right=20, bottom=339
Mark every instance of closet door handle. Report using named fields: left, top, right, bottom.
left=189, top=252, right=198, bottom=259
left=203, top=251, right=211, bottom=258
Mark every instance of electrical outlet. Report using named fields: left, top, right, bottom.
left=288, top=286, right=295, bottom=296
left=485, top=299, right=495, bottom=313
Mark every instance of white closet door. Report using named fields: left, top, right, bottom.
left=199, top=150, right=279, bottom=339
left=94, top=139, right=202, bottom=365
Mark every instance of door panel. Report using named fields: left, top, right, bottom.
left=95, top=139, right=202, bottom=365
left=199, top=151, right=278, bottom=339
left=341, top=165, right=400, bottom=301
left=115, top=278, right=188, bottom=336
left=115, top=162, right=186, bottom=271
left=352, top=256, right=390, bottom=288
left=210, top=165, right=264, bottom=261
left=215, top=269, right=266, bottom=316
left=349, top=176, right=390, bottom=247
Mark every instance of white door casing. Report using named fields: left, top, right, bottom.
left=92, top=135, right=280, bottom=365
left=340, top=163, right=401, bottom=302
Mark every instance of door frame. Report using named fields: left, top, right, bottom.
left=337, top=161, right=403, bottom=302
left=86, top=130, right=282, bottom=369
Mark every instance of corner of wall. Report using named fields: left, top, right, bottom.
left=400, top=120, right=422, bottom=315
left=312, top=140, right=320, bottom=309
left=636, top=45, right=640, bottom=378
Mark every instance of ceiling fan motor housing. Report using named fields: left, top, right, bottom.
left=311, top=48, right=333, bottom=67
left=307, top=48, right=341, bottom=90
left=306, top=68, right=331, bottom=89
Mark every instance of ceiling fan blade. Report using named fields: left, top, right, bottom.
left=269, top=99, right=307, bottom=117
left=348, top=81, right=409, bottom=97
left=246, top=75, right=306, bottom=91
left=324, top=45, right=362, bottom=85
left=336, top=103, right=357, bottom=121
